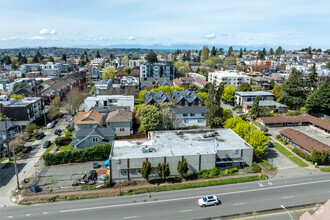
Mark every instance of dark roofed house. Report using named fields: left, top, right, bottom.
left=144, top=91, right=171, bottom=105
left=280, top=128, right=330, bottom=155
left=170, top=90, right=202, bottom=106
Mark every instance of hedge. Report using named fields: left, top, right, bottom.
left=55, top=137, right=72, bottom=146
left=292, top=148, right=311, bottom=162
left=252, top=162, right=261, bottom=173
left=43, top=143, right=111, bottom=166
left=192, top=167, right=238, bottom=179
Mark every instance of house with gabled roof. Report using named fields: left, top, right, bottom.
left=105, top=110, right=133, bottom=136
left=144, top=91, right=171, bottom=105
left=74, top=110, right=104, bottom=129
left=170, top=90, right=202, bottom=106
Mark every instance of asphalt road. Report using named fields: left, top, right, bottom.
left=1, top=173, right=329, bottom=220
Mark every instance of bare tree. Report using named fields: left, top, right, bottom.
left=63, top=88, right=85, bottom=114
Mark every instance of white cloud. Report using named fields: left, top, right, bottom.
left=39, top=29, right=57, bottom=35
left=127, top=36, right=135, bottom=40
left=205, top=33, right=216, bottom=39
left=0, top=36, right=17, bottom=41
left=29, top=36, right=46, bottom=40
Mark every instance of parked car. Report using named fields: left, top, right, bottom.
left=198, top=196, right=219, bottom=207
left=93, top=161, right=99, bottom=169
left=54, top=129, right=62, bottom=136
left=52, top=120, right=58, bottom=125
left=268, top=141, right=274, bottom=148
left=47, top=121, right=55, bottom=129
left=36, top=132, right=45, bottom=140
left=43, top=141, right=52, bottom=149
left=236, top=110, right=244, bottom=114
left=22, top=146, right=32, bottom=153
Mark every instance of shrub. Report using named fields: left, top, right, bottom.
left=55, top=137, right=72, bottom=146
left=243, top=166, right=254, bottom=174
left=260, top=126, right=268, bottom=132
left=65, top=131, right=72, bottom=137
left=66, top=123, right=74, bottom=132
left=292, top=148, right=311, bottom=161
left=231, top=167, right=238, bottom=173
left=275, top=134, right=281, bottom=140
left=25, top=123, right=40, bottom=134
left=252, top=162, right=261, bottom=173
left=43, top=143, right=111, bottom=166
left=209, top=167, right=220, bottom=178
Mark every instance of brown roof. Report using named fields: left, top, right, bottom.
left=74, top=110, right=104, bottom=125
left=106, top=110, right=132, bottom=122
left=179, top=77, right=194, bottom=81
left=280, top=128, right=330, bottom=152
left=245, top=72, right=263, bottom=76
left=268, top=74, right=284, bottom=81
left=257, top=114, right=330, bottom=132
left=172, top=78, right=184, bottom=87
left=195, top=77, right=208, bottom=86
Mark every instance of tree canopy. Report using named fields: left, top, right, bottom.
left=205, top=83, right=224, bottom=128
left=145, top=50, right=158, bottom=63
left=102, top=66, right=116, bottom=80
left=174, top=61, right=191, bottom=77
left=272, top=84, right=283, bottom=102
left=201, top=46, right=210, bottom=62
left=249, top=95, right=261, bottom=117
left=236, top=82, right=252, bottom=91
left=305, top=77, right=330, bottom=114
left=222, top=85, right=235, bottom=102
left=244, top=130, right=268, bottom=157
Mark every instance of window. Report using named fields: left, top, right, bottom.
left=201, top=113, right=205, bottom=116
left=190, top=113, right=195, bottom=116
left=234, top=148, right=238, bottom=154
left=183, top=113, right=188, bottom=117
left=198, top=119, right=204, bottom=123
left=120, top=128, right=125, bottom=132
left=184, top=119, right=188, bottom=123
left=92, top=137, right=98, bottom=143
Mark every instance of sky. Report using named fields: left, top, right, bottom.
left=0, top=0, right=329, bottom=49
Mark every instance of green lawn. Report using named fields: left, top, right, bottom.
left=273, top=142, right=308, bottom=167
left=40, top=143, right=55, bottom=160
left=29, top=137, right=36, bottom=142
left=59, top=145, right=73, bottom=151
left=320, top=167, right=330, bottom=172
left=260, top=160, right=275, bottom=171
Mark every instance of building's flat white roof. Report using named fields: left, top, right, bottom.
left=85, top=95, right=134, bottom=101
left=112, top=129, right=253, bottom=159
left=210, top=71, right=247, bottom=77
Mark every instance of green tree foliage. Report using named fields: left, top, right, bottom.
left=199, top=68, right=209, bottom=80
left=233, top=120, right=250, bottom=138
left=227, top=46, right=234, bottom=57
left=201, top=45, right=210, bottom=62
left=224, top=116, right=244, bottom=129
left=137, top=105, right=163, bottom=132
left=137, top=90, right=147, bottom=104
left=275, top=46, right=283, bottom=55
left=236, top=82, right=252, bottom=91
left=177, top=159, right=189, bottom=177
left=157, top=162, right=170, bottom=180
left=224, top=56, right=236, bottom=67
left=142, top=161, right=152, bottom=181
left=43, top=143, right=111, bottom=166
left=10, top=94, right=23, bottom=100
left=145, top=50, right=158, bottom=63
left=123, top=66, right=132, bottom=75
left=257, top=49, right=265, bottom=60
left=326, top=61, right=330, bottom=70
left=308, top=63, right=318, bottom=92
left=96, top=51, right=101, bottom=58
left=239, top=48, right=243, bottom=58
left=244, top=130, right=268, bottom=157
left=222, top=85, right=235, bottom=102
left=205, top=83, right=224, bottom=128
left=202, top=59, right=216, bottom=68
left=222, top=108, right=233, bottom=122
left=281, top=69, right=307, bottom=109
left=151, top=86, right=184, bottom=94
left=249, top=95, right=261, bottom=117
left=270, top=79, right=275, bottom=89
left=320, top=150, right=329, bottom=163
left=305, top=77, right=330, bottom=114
left=48, top=56, right=54, bottom=62
left=11, top=62, right=18, bottom=70
left=102, top=66, right=116, bottom=80
left=62, top=54, right=67, bottom=62
left=4, top=55, right=12, bottom=65
left=48, top=97, right=62, bottom=120
left=310, top=150, right=320, bottom=163
left=211, top=46, right=217, bottom=56
left=197, top=92, right=208, bottom=105
left=269, top=48, right=274, bottom=55
left=174, top=61, right=191, bottom=77
left=272, top=84, right=283, bottom=102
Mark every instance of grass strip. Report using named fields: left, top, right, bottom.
left=40, top=143, right=55, bottom=160
left=260, top=160, right=275, bottom=171
left=122, top=175, right=268, bottom=195
left=320, top=167, right=330, bottom=172
left=29, top=137, right=36, bottom=142
left=273, top=142, right=308, bottom=167
left=59, top=145, right=73, bottom=151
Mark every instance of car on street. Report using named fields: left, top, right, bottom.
left=47, top=121, right=55, bottom=129
left=54, top=129, right=62, bottom=136
left=235, top=110, right=244, bottom=114
left=22, top=146, right=32, bottom=153
left=36, top=132, right=45, bottom=140
left=43, top=141, right=52, bottom=149
left=198, top=195, right=219, bottom=207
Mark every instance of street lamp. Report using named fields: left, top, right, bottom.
left=280, top=205, right=293, bottom=220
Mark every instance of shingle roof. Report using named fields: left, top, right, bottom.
left=195, top=77, right=208, bottom=86
left=74, top=110, right=104, bottom=125
left=144, top=91, right=171, bottom=105
left=75, top=127, right=115, bottom=139
left=280, top=128, right=330, bottom=152
left=106, top=110, right=132, bottom=122
left=170, top=90, right=201, bottom=104
left=171, top=106, right=207, bottom=114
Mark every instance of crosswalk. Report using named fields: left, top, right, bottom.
left=258, top=182, right=273, bottom=187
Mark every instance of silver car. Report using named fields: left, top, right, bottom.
left=198, top=195, right=219, bottom=207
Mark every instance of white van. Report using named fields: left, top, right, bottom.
left=47, top=121, right=55, bottom=129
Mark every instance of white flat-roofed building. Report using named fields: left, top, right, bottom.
left=110, top=129, right=254, bottom=182
left=94, top=79, right=112, bottom=94
left=84, top=95, right=134, bottom=112
left=208, top=70, right=250, bottom=86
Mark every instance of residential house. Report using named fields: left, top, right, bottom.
left=269, top=74, right=285, bottom=84
left=105, top=110, right=133, bottom=136
left=84, top=95, right=135, bottom=112
left=208, top=70, right=250, bottom=86
left=172, top=77, right=194, bottom=89
left=171, top=106, right=207, bottom=128
left=0, top=80, right=14, bottom=93
left=2, top=97, right=45, bottom=126
left=144, top=91, right=171, bottom=105
left=41, top=62, right=61, bottom=76
left=0, top=120, right=19, bottom=140
left=94, top=79, right=112, bottom=95
left=188, top=72, right=206, bottom=81
left=120, top=76, right=139, bottom=89
left=250, top=77, right=271, bottom=90
left=194, top=77, right=209, bottom=89
left=170, top=90, right=202, bottom=106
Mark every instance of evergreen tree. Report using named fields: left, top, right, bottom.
left=227, top=46, right=234, bottom=56
left=275, top=46, right=283, bottom=55
left=4, top=55, right=12, bottom=65
left=270, top=79, right=275, bottom=89
left=48, top=56, right=54, bottom=63
left=211, top=46, right=217, bottom=56
left=177, top=159, right=188, bottom=177
left=142, top=161, right=151, bottom=181
left=281, top=69, right=307, bottom=109
left=11, top=62, right=18, bottom=70
left=257, top=50, right=265, bottom=60
left=305, top=77, right=330, bottom=114
left=96, top=51, right=101, bottom=58
left=157, top=163, right=164, bottom=179
left=18, top=52, right=22, bottom=60
left=249, top=95, right=261, bottom=117
left=62, top=54, right=67, bottom=62
left=243, top=48, right=246, bottom=52
left=239, top=48, right=243, bottom=58
left=269, top=48, right=274, bottom=55
left=205, top=83, right=224, bottom=127
left=201, top=45, right=210, bottom=62
left=308, top=63, right=318, bottom=92
left=145, top=50, right=158, bottom=63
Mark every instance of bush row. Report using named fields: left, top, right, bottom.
left=292, top=148, right=311, bottom=161
left=43, top=143, right=111, bottom=166
left=192, top=167, right=238, bottom=179
left=55, top=137, right=72, bottom=146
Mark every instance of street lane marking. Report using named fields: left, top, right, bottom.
left=60, top=179, right=330, bottom=213
left=123, top=216, right=136, bottom=219
left=268, top=182, right=273, bottom=185
left=258, top=183, right=264, bottom=187
left=282, top=196, right=294, bottom=199
left=277, top=166, right=298, bottom=170
left=233, top=202, right=245, bottom=206
left=180, top=209, right=192, bottom=213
